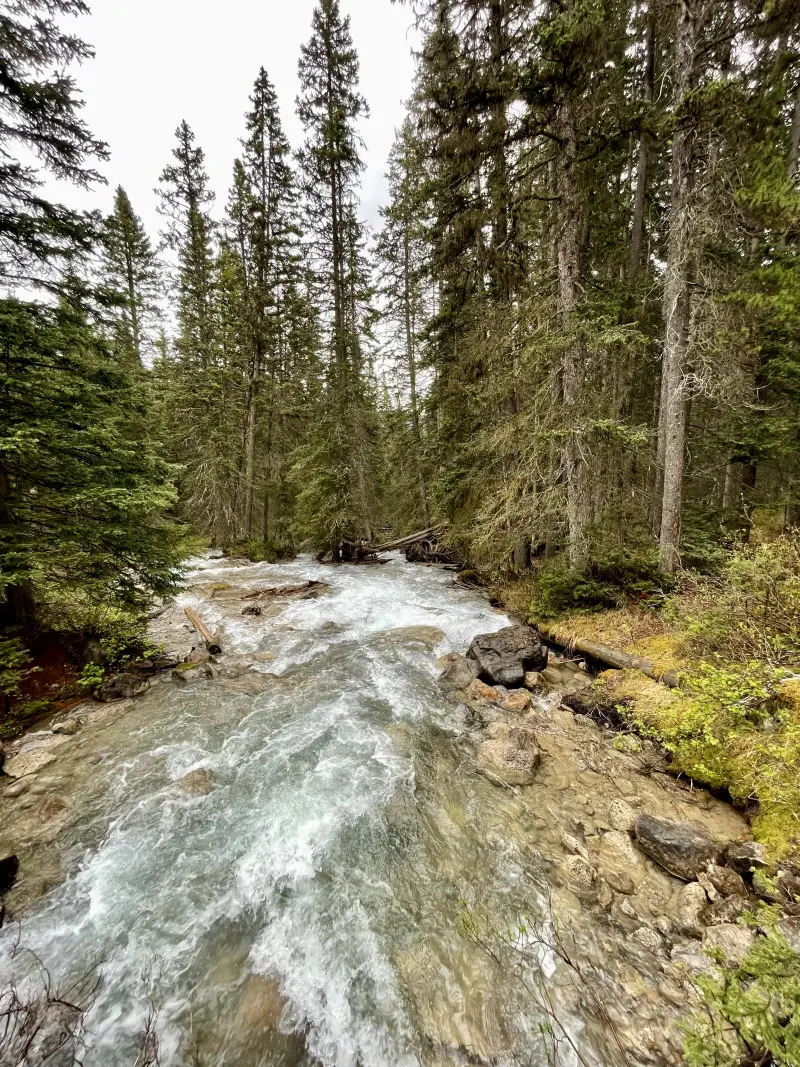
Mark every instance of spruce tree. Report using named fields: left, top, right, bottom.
left=294, top=0, right=379, bottom=555
left=101, top=187, right=161, bottom=366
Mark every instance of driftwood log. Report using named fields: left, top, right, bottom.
left=242, top=580, right=328, bottom=601
left=368, top=525, right=447, bottom=554
left=184, top=607, right=223, bottom=655
left=536, top=623, right=682, bottom=689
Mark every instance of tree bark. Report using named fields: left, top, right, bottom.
left=658, top=0, right=699, bottom=573
left=628, top=6, right=655, bottom=278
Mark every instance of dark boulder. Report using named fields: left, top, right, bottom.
left=634, top=814, right=723, bottom=881
left=0, top=853, right=19, bottom=895
left=726, top=840, right=769, bottom=876
left=467, top=626, right=547, bottom=687
left=96, top=672, right=151, bottom=702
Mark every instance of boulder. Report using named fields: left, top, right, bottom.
left=242, top=605, right=262, bottom=617
left=474, top=724, right=541, bottom=787
left=703, top=924, right=756, bottom=966
left=466, top=626, right=547, bottom=687
left=708, top=895, right=748, bottom=926
left=503, top=689, right=532, bottom=714
left=726, top=840, right=769, bottom=876
left=0, top=854, right=19, bottom=895
left=466, top=678, right=501, bottom=703
left=172, top=662, right=213, bottom=685
left=96, top=672, right=151, bottom=702
left=437, top=653, right=480, bottom=693
left=634, top=814, right=723, bottom=880
left=704, top=863, right=747, bottom=899
left=3, top=750, right=56, bottom=779
left=674, top=881, right=710, bottom=938
left=609, top=799, right=637, bottom=834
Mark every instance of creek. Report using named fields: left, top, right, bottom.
left=0, top=555, right=750, bottom=1067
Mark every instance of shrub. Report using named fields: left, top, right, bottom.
left=531, top=545, right=672, bottom=618
left=684, top=914, right=800, bottom=1067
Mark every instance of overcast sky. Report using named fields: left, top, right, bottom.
left=60, top=0, right=418, bottom=238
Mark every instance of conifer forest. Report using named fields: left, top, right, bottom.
left=3, top=1, right=800, bottom=1065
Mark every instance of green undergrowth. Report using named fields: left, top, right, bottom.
left=525, top=536, right=800, bottom=859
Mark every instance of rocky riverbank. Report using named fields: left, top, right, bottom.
left=0, top=554, right=796, bottom=1067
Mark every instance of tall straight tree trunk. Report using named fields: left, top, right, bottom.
left=403, top=226, right=429, bottom=526
left=657, top=0, right=699, bottom=573
left=556, top=92, right=589, bottom=571
left=124, top=242, right=142, bottom=364
left=628, top=6, right=655, bottom=278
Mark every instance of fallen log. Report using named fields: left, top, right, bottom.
left=184, top=607, right=223, bottom=655
left=369, top=525, right=446, bottom=554
left=536, top=623, right=682, bottom=689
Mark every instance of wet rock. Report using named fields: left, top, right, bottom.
left=220, top=672, right=275, bottom=695
left=502, top=689, right=532, bottom=713
left=437, top=653, right=480, bottom=693
left=0, top=854, right=19, bottom=894
left=185, top=647, right=212, bottom=665
left=235, top=974, right=286, bottom=1031
left=609, top=798, right=637, bottom=834
left=386, top=625, right=445, bottom=648
left=3, top=779, right=29, bottom=798
left=600, top=829, right=641, bottom=867
left=632, top=927, right=664, bottom=954
left=703, top=924, right=756, bottom=966
left=561, top=830, right=589, bottom=861
left=0, top=740, right=4, bottom=773
left=474, top=723, right=541, bottom=787
left=176, top=769, right=216, bottom=797
left=466, top=625, right=547, bottom=687
left=3, top=750, right=56, bottom=779
left=674, top=881, right=709, bottom=938
left=208, top=549, right=225, bottom=559
left=242, top=604, right=262, bottom=617
left=635, top=814, right=723, bottom=880
left=560, top=855, right=596, bottom=898
left=726, top=840, right=769, bottom=876
left=51, top=718, right=80, bottom=736
left=605, top=868, right=637, bottom=895
left=466, top=678, right=501, bottom=703
left=37, top=795, right=68, bottom=822
left=524, top=671, right=544, bottom=690
left=708, top=895, right=748, bottom=926
left=171, top=662, right=213, bottom=685
left=670, top=942, right=714, bottom=975
left=704, top=863, right=747, bottom=899
left=96, top=672, right=151, bottom=702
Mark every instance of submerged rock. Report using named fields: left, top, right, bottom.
left=467, top=625, right=547, bottom=687
left=609, top=798, right=638, bottom=834
left=437, top=653, right=479, bottom=693
left=466, top=678, right=501, bottom=703
left=172, top=662, right=214, bottom=685
left=176, top=769, right=216, bottom=797
left=96, top=672, right=151, bottom=702
left=635, top=814, right=723, bottom=880
left=474, top=723, right=541, bottom=786
left=3, top=750, right=56, bottom=779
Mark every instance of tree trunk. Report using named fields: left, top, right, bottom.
left=628, top=7, right=655, bottom=278
left=658, top=0, right=698, bottom=573
left=403, top=226, right=429, bottom=527
left=556, top=91, right=589, bottom=572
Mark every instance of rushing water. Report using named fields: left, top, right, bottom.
left=2, top=555, right=580, bottom=1067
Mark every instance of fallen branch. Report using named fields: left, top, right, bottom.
left=242, top=581, right=328, bottom=601
left=368, top=525, right=446, bottom=554
left=184, top=608, right=222, bottom=655
left=536, top=623, right=682, bottom=688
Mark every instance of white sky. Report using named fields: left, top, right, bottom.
left=58, top=0, right=418, bottom=238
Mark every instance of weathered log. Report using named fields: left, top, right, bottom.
left=369, top=525, right=446, bottom=554
left=242, top=580, right=328, bottom=601
left=184, top=607, right=223, bottom=655
left=536, top=623, right=682, bottom=688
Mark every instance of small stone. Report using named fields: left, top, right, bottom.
left=633, top=927, right=664, bottom=954
left=726, top=841, right=769, bottom=876
left=675, top=881, right=709, bottom=938
left=502, top=689, right=532, bottom=713
left=561, top=830, right=589, bottom=861
left=654, top=915, right=673, bottom=938
left=703, top=924, right=756, bottom=966
left=172, top=662, right=213, bottom=685
left=609, top=799, right=637, bottom=834
left=96, top=672, right=151, bottom=702
left=605, top=869, right=637, bottom=895
left=524, top=672, right=544, bottom=690
left=3, top=780, right=29, bottom=798
left=709, top=895, right=748, bottom=926
left=614, top=777, right=636, bottom=797
left=561, top=855, right=596, bottom=895
left=601, top=829, right=641, bottom=866
left=52, top=719, right=80, bottom=736
left=466, top=678, right=501, bottom=703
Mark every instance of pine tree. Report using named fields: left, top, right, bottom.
left=294, top=0, right=380, bottom=555
left=101, top=187, right=161, bottom=366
